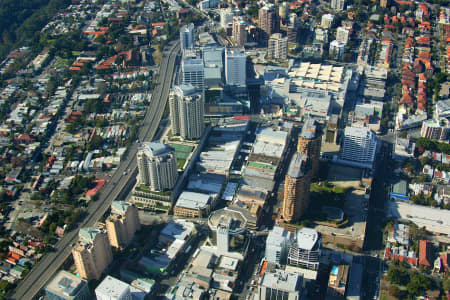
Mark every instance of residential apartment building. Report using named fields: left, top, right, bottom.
left=327, top=265, right=349, bottom=297
left=258, top=5, right=279, bottom=40
left=336, top=26, right=350, bottom=44
left=268, top=33, right=288, bottom=60
left=72, top=228, right=113, bottom=281
left=232, top=17, right=247, bottom=47
left=321, top=14, right=335, bottom=28
left=339, top=126, right=378, bottom=168
left=297, top=119, right=321, bottom=178
left=265, top=226, right=293, bottom=264
left=136, top=142, right=178, bottom=191
left=180, top=23, right=195, bottom=51
left=287, top=228, right=321, bottom=271
left=282, top=153, right=311, bottom=223
left=169, top=84, right=204, bottom=140
left=220, top=8, right=233, bottom=29
left=421, top=119, right=449, bottom=141
left=106, top=201, right=141, bottom=249
left=329, top=40, right=346, bottom=60
left=331, top=0, right=345, bottom=10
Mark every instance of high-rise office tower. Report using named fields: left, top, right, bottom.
left=331, top=0, right=345, bottom=10
left=232, top=17, right=247, bottom=47
left=106, top=201, right=141, bottom=249
left=169, top=84, right=204, bottom=140
left=288, top=227, right=321, bottom=270
left=72, top=228, right=113, bottom=281
left=136, top=142, right=178, bottom=191
left=282, top=153, right=311, bottom=223
left=45, top=270, right=90, bottom=300
left=180, top=23, right=195, bottom=51
left=297, top=118, right=321, bottom=178
left=225, top=48, right=246, bottom=86
left=182, top=55, right=205, bottom=91
left=258, top=5, right=279, bottom=40
left=339, top=126, right=378, bottom=167
left=268, top=33, right=288, bottom=60
left=220, top=8, right=234, bottom=29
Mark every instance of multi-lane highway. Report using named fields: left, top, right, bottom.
left=10, top=41, right=180, bottom=300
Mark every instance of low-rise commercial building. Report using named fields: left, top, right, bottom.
left=259, top=269, right=303, bottom=300
left=174, top=191, right=212, bottom=218
left=45, top=270, right=90, bottom=300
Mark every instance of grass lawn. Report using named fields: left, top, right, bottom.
left=177, top=159, right=186, bottom=169
left=54, top=57, right=71, bottom=69
left=170, top=143, right=194, bottom=160
left=151, top=45, right=162, bottom=65
left=135, top=184, right=171, bottom=196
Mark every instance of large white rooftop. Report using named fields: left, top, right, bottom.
left=296, top=227, right=319, bottom=250
left=175, top=191, right=211, bottom=210
left=387, top=201, right=450, bottom=235
left=45, top=270, right=87, bottom=300
left=261, top=269, right=302, bottom=292
left=139, top=142, right=174, bottom=157
left=267, top=226, right=292, bottom=247
left=95, top=276, right=130, bottom=300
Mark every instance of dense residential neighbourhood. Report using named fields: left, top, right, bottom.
left=0, top=0, right=448, bottom=299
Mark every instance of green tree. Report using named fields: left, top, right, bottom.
left=388, top=285, right=401, bottom=299
left=386, top=266, right=409, bottom=285
left=406, top=272, right=431, bottom=296
left=443, top=278, right=450, bottom=292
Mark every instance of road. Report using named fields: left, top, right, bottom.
left=10, top=41, right=180, bottom=300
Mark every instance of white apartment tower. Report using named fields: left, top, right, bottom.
left=268, top=33, right=288, bottom=60
left=136, top=142, right=178, bottom=191
left=225, top=48, right=246, bottom=86
left=329, top=40, right=346, bottom=60
left=169, top=84, right=204, bottom=140
left=287, top=228, right=321, bottom=271
left=220, top=8, right=234, bottom=29
left=339, top=126, right=378, bottom=167
left=321, top=14, right=335, bottom=28
left=265, top=226, right=293, bottom=264
left=336, top=26, right=350, bottom=44
left=180, top=23, right=195, bottom=51
left=331, top=0, right=345, bottom=10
